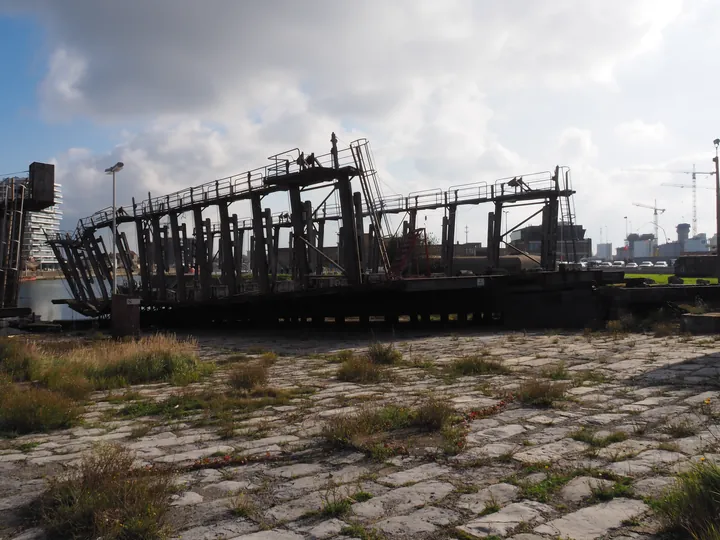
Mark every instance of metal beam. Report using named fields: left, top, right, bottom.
left=169, top=212, right=185, bottom=301
left=250, top=194, right=269, bottom=294
left=218, top=202, right=236, bottom=293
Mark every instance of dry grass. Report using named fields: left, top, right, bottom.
left=448, top=355, right=510, bottom=376
left=366, top=342, right=402, bottom=365
left=0, top=334, right=208, bottom=400
left=228, top=363, right=269, bottom=390
left=337, top=356, right=388, bottom=384
left=33, top=444, right=175, bottom=540
left=0, top=379, right=81, bottom=435
left=515, top=379, right=567, bottom=407
left=413, top=397, right=456, bottom=431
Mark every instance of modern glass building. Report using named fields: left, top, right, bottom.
left=22, top=183, right=63, bottom=269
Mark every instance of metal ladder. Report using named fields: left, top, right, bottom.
left=558, top=168, right=579, bottom=263
left=349, top=140, right=392, bottom=276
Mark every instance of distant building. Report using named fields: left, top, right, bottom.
left=596, top=243, right=612, bottom=260
left=685, top=234, right=709, bottom=253
left=22, top=183, right=63, bottom=270
left=633, top=239, right=654, bottom=259
left=509, top=224, right=592, bottom=261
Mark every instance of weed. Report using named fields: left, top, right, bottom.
left=449, top=355, right=510, bottom=376
left=413, top=397, right=456, bottom=431
left=329, top=350, right=355, bottom=364
left=658, top=442, right=680, bottom=452
left=480, top=496, right=501, bottom=515
left=663, top=420, right=699, bottom=439
left=0, top=385, right=80, bottom=435
left=520, top=472, right=574, bottom=502
left=0, top=338, right=41, bottom=381
left=652, top=462, right=720, bottom=538
left=337, top=357, right=387, bottom=384
left=17, top=441, right=40, bottom=452
left=321, top=488, right=352, bottom=517
left=228, top=364, right=269, bottom=390
left=570, top=428, right=628, bottom=448
left=33, top=444, right=175, bottom=539
left=515, top=379, right=567, bottom=407
left=129, top=424, right=152, bottom=439
left=573, top=370, right=608, bottom=385
left=229, top=492, right=257, bottom=519
left=352, top=491, right=373, bottom=502
left=653, top=322, right=675, bottom=338
left=322, top=405, right=414, bottom=449
left=341, top=523, right=386, bottom=540
left=366, top=342, right=402, bottom=365
left=590, top=478, right=633, bottom=502
left=260, top=352, right=278, bottom=366
left=541, top=362, right=570, bottom=381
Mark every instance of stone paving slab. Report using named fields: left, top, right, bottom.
left=4, top=331, right=720, bottom=540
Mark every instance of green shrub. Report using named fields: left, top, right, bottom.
left=449, top=355, right=509, bottom=376
left=337, top=357, right=387, bottom=383
left=366, top=342, right=402, bottom=365
left=228, top=363, right=268, bottom=390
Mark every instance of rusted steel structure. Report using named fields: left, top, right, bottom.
left=49, top=135, right=614, bottom=327
left=0, top=162, right=55, bottom=316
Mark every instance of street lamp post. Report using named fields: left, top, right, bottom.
left=104, top=162, right=124, bottom=295
left=714, top=140, right=720, bottom=279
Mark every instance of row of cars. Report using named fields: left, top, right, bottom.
left=589, top=260, right=671, bottom=269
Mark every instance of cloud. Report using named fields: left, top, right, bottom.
left=615, top=120, right=668, bottom=143
left=0, top=0, right=691, bottom=246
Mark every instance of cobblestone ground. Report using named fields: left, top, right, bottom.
left=2, top=329, right=720, bottom=540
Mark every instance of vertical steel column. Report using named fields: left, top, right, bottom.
left=446, top=205, right=457, bottom=277
left=271, top=225, right=280, bottom=283
left=353, top=192, right=364, bottom=270
left=486, top=212, right=495, bottom=267
left=204, top=218, right=214, bottom=274
left=232, top=215, right=243, bottom=279
left=250, top=194, right=269, bottom=293
left=304, top=201, right=316, bottom=274
left=181, top=222, right=190, bottom=273
left=151, top=216, right=166, bottom=301
left=409, top=209, right=417, bottom=233
left=367, top=224, right=376, bottom=273
left=193, top=208, right=211, bottom=301
left=169, top=213, right=185, bottom=301
left=289, top=187, right=309, bottom=288
left=316, top=220, right=325, bottom=275
left=218, top=202, right=236, bottom=293
left=541, top=196, right=559, bottom=271
left=133, top=198, right=150, bottom=300
left=441, top=216, right=448, bottom=268
left=492, top=202, right=503, bottom=269
left=336, top=173, right=361, bottom=285
left=264, top=209, right=275, bottom=290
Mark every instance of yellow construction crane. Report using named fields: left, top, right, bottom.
left=633, top=200, right=666, bottom=254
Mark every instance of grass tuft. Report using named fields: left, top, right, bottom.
left=337, top=356, right=387, bottom=384
left=413, top=397, right=456, bottom=431
left=33, top=444, right=175, bottom=540
left=0, top=383, right=80, bottom=435
left=652, top=462, right=720, bottom=538
left=228, top=363, right=268, bottom=390
left=570, top=428, right=628, bottom=448
left=366, top=342, right=402, bottom=365
left=449, top=355, right=510, bottom=376
left=663, top=420, right=699, bottom=439
left=515, top=379, right=567, bottom=407
left=541, top=362, right=570, bottom=380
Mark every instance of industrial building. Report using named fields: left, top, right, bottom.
left=22, top=183, right=63, bottom=270
left=510, top=224, right=592, bottom=261
left=617, top=223, right=711, bottom=262
left=596, top=243, right=612, bottom=261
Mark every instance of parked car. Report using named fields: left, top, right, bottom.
left=655, top=261, right=669, bottom=268
left=612, top=261, right=625, bottom=267
left=639, top=261, right=654, bottom=268
left=598, top=261, right=613, bottom=268
left=626, top=262, right=638, bottom=269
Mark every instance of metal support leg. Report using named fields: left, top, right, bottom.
left=336, top=174, right=361, bottom=285
left=151, top=216, right=166, bottom=301
left=487, top=212, right=495, bottom=268
left=193, top=208, right=211, bottom=301
left=316, top=220, right=325, bottom=275
left=251, top=194, right=269, bottom=293
left=169, top=213, right=185, bottom=301
left=264, top=209, right=275, bottom=290
left=353, top=192, right=364, bottom=269
left=304, top=201, right=316, bottom=274
left=492, top=202, right=503, bottom=269
left=446, top=205, right=457, bottom=277
left=82, top=234, right=108, bottom=301
left=135, top=218, right=150, bottom=300
left=218, top=203, right=236, bottom=293
left=289, top=186, right=309, bottom=288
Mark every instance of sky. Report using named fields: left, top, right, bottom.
left=1, top=0, right=720, bottom=252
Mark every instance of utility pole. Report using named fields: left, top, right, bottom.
left=714, top=139, right=720, bottom=278
left=464, top=225, right=469, bottom=244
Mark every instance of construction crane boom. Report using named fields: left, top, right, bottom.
left=630, top=164, right=716, bottom=236
left=662, top=182, right=714, bottom=191
left=632, top=200, right=666, bottom=254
